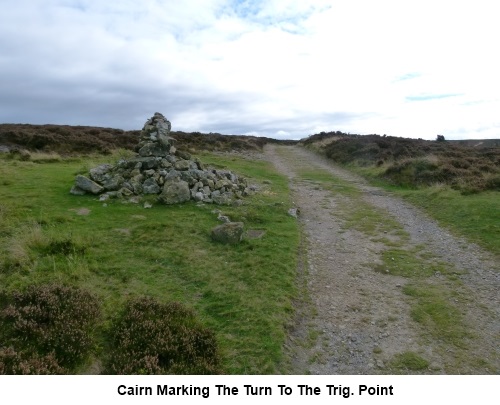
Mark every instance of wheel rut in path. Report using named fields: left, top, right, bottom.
left=264, top=144, right=499, bottom=374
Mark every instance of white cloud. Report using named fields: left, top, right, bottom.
left=0, top=0, right=499, bottom=139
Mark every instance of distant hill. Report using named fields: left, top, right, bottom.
left=0, top=123, right=295, bottom=155
left=301, top=131, right=500, bottom=194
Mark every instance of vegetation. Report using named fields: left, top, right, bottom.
left=0, top=147, right=299, bottom=374
left=105, top=297, right=221, bottom=374
left=390, top=351, right=429, bottom=371
left=0, top=123, right=296, bottom=156
left=303, top=132, right=500, bottom=194
left=1, top=123, right=498, bottom=374
left=303, top=132, right=500, bottom=255
left=0, top=284, right=100, bottom=373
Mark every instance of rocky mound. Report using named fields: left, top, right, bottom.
left=70, top=113, right=252, bottom=205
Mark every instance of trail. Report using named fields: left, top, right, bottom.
left=264, top=144, right=499, bottom=374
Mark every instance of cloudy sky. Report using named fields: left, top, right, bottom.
left=1, top=0, right=499, bottom=140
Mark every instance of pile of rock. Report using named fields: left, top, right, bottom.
left=70, top=113, right=252, bottom=205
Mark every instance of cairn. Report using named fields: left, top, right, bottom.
left=70, top=112, right=251, bottom=205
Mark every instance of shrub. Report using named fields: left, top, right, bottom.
left=0, top=347, right=64, bottom=375
left=105, top=297, right=220, bottom=374
left=0, top=284, right=101, bottom=372
left=485, top=174, right=500, bottom=191
left=383, top=158, right=442, bottom=187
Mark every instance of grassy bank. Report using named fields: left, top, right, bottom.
left=0, top=151, right=299, bottom=374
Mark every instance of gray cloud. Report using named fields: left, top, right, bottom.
left=1, top=0, right=499, bottom=140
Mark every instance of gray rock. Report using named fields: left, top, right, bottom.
left=130, top=157, right=159, bottom=170
left=75, top=175, right=103, bottom=194
left=217, top=213, right=231, bottom=223
left=143, top=178, right=160, bottom=194
left=212, top=192, right=234, bottom=206
left=165, top=170, right=180, bottom=181
left=130, top=175, right=144, bottom=195
left=174, top=159, right=190, bottom=171
left=118, top=187, right=133, bottom=197
left=102, top=174, right=124, bottom=191
left=138, top=143, right=168, bottom=157
left=158, top=179, right=190, bottom=204
left=70, top=185, right=86, bottom=195
left=89, top=164, right=113, bottom=183
left=211, top=222, right=244, bottom=244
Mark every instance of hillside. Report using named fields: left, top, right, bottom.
left=0, top=123, right=296, bottom=155
left=301, top=131, right=500, bottom=194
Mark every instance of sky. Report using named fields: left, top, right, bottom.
left=1, top=0, right=499, bottom=140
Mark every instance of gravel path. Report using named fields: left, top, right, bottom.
left=265, top=144, right=499, bottom=374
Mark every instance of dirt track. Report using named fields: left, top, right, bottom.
left=265, top=144, right=499, bottom=374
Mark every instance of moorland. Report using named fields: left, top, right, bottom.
left=0, top=123, right=498, bottom=374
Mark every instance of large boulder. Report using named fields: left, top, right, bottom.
left=211, top=222, right=244, bottom=244
left=158, top=179, right=190, bottom=204
left=75, top=175, right=103, bottom=194
left=89, top=164, right=113, bottom=183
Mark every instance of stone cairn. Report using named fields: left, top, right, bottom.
left=70, top=112, right=251, bottom=205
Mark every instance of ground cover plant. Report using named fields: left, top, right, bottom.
left=303, top=132, right=500, bottom=194
left=0, top=284, right=100, bottom=374
left=0, top=148, right=299, bottom=374
left=0, top=123, right=295, bottom=156
left=105, top=297, right=220, bottom=374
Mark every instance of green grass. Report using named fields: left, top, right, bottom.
left=296, top=169, right=359, bottom=196
left=398, top=187, right=500, bottom=256
left=375, top=248, right=456, bottom=279
left=0, top=151, right=300, bottom=374
left=390, top=351, right=429, bottom=371
left=403, top=283, right=471, bottom=348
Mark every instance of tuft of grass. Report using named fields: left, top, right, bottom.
left=403, top=283, right=471, bottom=347
left=390, top=351, right=429, bottom=371
left=375, top=248, right=452, bottom=278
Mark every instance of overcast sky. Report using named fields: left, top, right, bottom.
left=1, top=0, right=499, bottom=140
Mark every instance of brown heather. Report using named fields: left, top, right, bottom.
left=0, top=284, right=100, bottom=372
left=105, top=297, right=221, bottom=375
left=0, top=123, right=295, bottom=156
left=303, top=132, right=500, bottom=194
